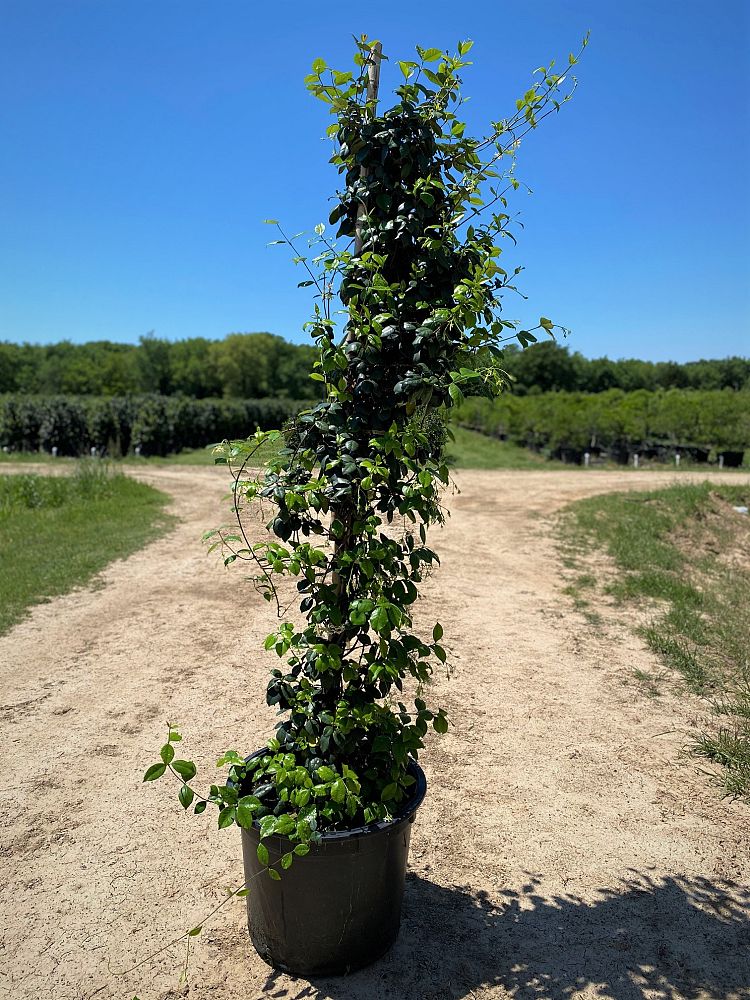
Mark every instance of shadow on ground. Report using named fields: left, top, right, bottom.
left=261, top=871, right=750, bottom=1000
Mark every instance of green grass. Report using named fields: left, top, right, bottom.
left=0, top=462, right=173, bottom=635
left=0, top=441, right=283, bottom=468
left=560, top=482, right=750, bottom=798
left=446, top=426, right=565, bottom=469
left=123, top=446, right=219, bottom=466
left=0, top=427, right=586, bottom=471
left=0, top=450, right=71, bottom=464
left=3, top=428, right=547, bottom=471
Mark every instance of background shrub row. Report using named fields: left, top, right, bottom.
left=3, top=389, right=747, bottom=463
left=0, top=395, right=306, bottom=457
left=455, top=389, right=750, bottom=463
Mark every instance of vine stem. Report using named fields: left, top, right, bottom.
left=112, top=870, right=269, bottom=979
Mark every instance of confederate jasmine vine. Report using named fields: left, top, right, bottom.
left=145, top=33, right=586, bottom=880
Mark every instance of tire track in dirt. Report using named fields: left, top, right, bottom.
left=0, top=466, right=748, bottom=1000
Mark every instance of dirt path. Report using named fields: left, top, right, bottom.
left=1, top=467, right=748, bottom=1000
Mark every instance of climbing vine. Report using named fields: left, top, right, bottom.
left=146, top=34, right=586, bottom=877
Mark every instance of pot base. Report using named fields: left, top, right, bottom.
left=240, top=760, right=426, bottom=976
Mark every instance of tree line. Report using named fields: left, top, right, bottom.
left=0, top=333, right=747, bottom=398
left=0, top=333, right=318, bottom=399
left=498, top=342, right=750, bottom=394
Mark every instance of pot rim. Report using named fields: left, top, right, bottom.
left=239, top=749, right=427, bottom=842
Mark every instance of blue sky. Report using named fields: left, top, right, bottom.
left=1, top=0, right=748, bottom=362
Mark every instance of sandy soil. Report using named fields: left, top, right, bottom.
left=1, top=466, right=749, bottom=1000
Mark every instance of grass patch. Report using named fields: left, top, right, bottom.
left=560, top=481, right=750, bottom=798
left=1, top=429, right=566, bottom=471
left=122, top=447, right=219, bottom=466
left=1, top=438, right=287, bottom=469
left=446, top=426, right=564, bottom=470
left=0, top=462, right=173, bottom=634
left=0, top=450, right=71, bottom=465
left=563, top=572, right=596, bottom=605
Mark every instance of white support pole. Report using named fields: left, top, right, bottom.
left=354, top=41, right=382, bottom=257
left=335, top=41, right=383, bottom=599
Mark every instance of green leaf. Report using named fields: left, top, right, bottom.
left=262, top=219, right=279, bottom=225
left=316, top=765, right=335, bottom=782
left=398, top=61, right=415, bottom=80
left=259, top=814, right=276, bottom=839
left=257, top=842, right=270, bottom=866
left=188, top=926, right=202, bottom=937
left=448, top=383, right=463, bottom=406
left=281, top=852, right=293, bottom=870
left=330, top=778, right=346, bottom=803
left=433, top=714, right=449, bottom=734
left=143, top=763, right=166, bottom=782
left=539, top=316, right=554, bottom=331
left=370, top=606, right=390, bottom=633
left=194, top=801, right=207, bottom=815
left=160, top=743, right=174, bottom=765
left=517, top=330, right=538, bottom=348
left=236, top=803, right=255, bottom=828
left=312, top=57, right=327, bottom=74
left=179, top=785, right=194, bottom=809
left=458, top=40, right=474, bottom=56
left=274, top=814, right=296, bottom=836
left=293, top=843, right=310, bottom=857
left=268, top=868, right=282, bottom=881
left=422, top=47, right=442, bottom=62
left=432, top=622, right=443, bottom=642
left=172, top=760, right=196, bottom=781
left=381, top=782, right=397, bottom=801
left=218, top=806, right=236, bottom=829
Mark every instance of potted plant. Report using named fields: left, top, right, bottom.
left=144, top=33, right=585, bottom=976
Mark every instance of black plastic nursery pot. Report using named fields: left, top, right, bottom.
left=239, top=754, right=427, bottom=977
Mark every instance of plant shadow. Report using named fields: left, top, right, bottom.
left=261, top=870, right=750, bottom=1000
